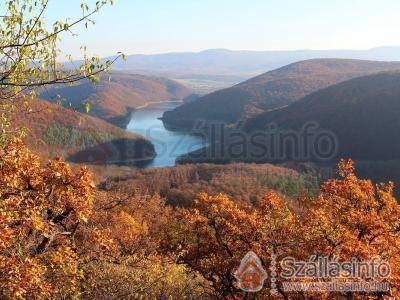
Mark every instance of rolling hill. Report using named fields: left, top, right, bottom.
left=243, top=71, right=400, bottom=161
left=10, top=97, right=155, bottom=164
left=162, top=59, right=400, bottom=130
left=39, top=72, right=193, bottom=128
left=178, top=71, right=400, bottom=166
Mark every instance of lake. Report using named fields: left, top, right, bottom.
left=126, top=102, right=206, bottom=168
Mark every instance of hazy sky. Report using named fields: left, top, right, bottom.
left=46, top=0, right=400, bottom=58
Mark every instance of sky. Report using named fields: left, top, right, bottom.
left=45, top=0, right=400, bottom=58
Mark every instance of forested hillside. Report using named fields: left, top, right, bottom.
left=99, top=162, right=318, bottom=207
left=39, top=72, right=193, bottom=128
left=244, top=71, right=400, bottom=161
left=162, top=59, right=400, bottom=129
left=10, top=97, right=155, bottom=164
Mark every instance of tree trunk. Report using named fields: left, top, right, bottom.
left=346, top=292, right=354, bottom=300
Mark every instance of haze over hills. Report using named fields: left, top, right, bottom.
left=59, top=46, right=400, bottom=96
left=39, top=72, right=193, bottom=128
left=11, top=98, right=155, bottom=164
left=110, top=47, right=400, bottom=77
left=104, top=47, right=400, bottom=93
left=162, top=59, right=400, bottom=130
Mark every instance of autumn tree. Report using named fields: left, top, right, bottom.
left=163, top=160, right=400, bottom=299
left=0, top=0, right=122, bottom=144
left=302, top=159, right=400, bottom=299
left=0, top=136, right=205, bottom=298
left=0, top=138, right=99, bottom=298
left=81, top=186, right=209, bottom=299
left=0, top=1, right=207, bottom=298
left=0, top=0, right=121, bottom=99
left=161, top=192, right=300, bottom=298
left=0, top=2, right=124, bottom=297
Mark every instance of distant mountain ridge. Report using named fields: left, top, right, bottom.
left=162, top=59, right=400, bottom=129
left=109, top=47, right=400, bottom=78
left=65, top=47, right=400, bottom=95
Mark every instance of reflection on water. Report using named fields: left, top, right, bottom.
left=127, top=102, right=206, bottom=168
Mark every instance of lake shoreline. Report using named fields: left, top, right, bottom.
left=126, top=101, right=207, bottom=168
left=134, top=100, right=183, bottom=110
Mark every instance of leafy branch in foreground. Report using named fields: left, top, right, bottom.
left=0, top=0, right=121, bottom=100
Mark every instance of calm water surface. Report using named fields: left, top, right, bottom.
left=127, top=102, right=206, bottom=168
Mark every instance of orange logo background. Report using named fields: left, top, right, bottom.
left=235, top=251, right=268, bottom=292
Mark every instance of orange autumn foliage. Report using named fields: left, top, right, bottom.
left=0, top=138, right=107, bottom=299
left=164, top=159, right=400, bottom=299
left=162, top=192, right=300, bottom=298
left=1, top=137, right=400, bottom=300
left=82, top=186, right=209, bottom=299
left=0, top=138, right=207, bottom=299
left=303, top=159, right=400, bottom=298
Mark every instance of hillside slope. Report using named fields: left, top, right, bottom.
left=244, top=71, right=400, bottom=161
left=10, top=98, right=155, bottom=164
left=39, top=72, right=193, bottom=128
left=162, top=59, right=400, bottom=129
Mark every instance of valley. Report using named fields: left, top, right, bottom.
left=126, top=102, right=207, bottom=168
left=39, top=72, right=195, bottom=128
left=31, top=57, right=400, bottom=180
left=162, top=59, right=400, bottom=130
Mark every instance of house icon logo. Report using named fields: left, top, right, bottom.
left=235, top=251, right=268, bottom=292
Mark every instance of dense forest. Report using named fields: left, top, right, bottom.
left=2, top=140, right=400, bottom=299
